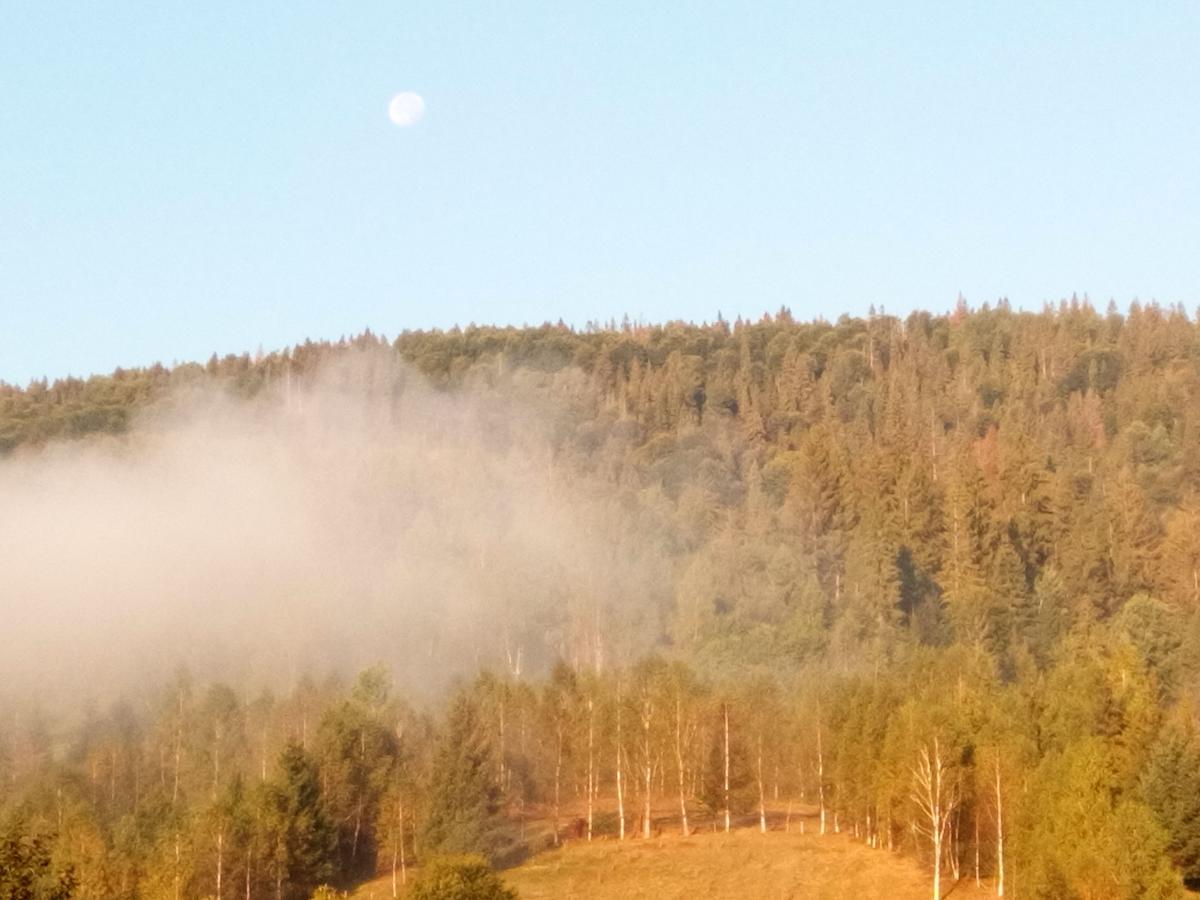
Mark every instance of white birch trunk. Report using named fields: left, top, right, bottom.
left=642, top=692, right=653, bottom=839
left=950, top=806, right=961, bottom=880
left=911, top=737, right=958, bottom=900
left=674, top=694, right=690, bottom=836
left=995, top=755, right=1004, bottom=898
left=616, top=687, right=626, bottom=840
left=817, top=720, right=826, bottom=836
left=587, top=696, right=595, bottom=842
left=723, top=703, right=731, bottom=834
left=215, top=825, right=224, bottom=900
left=757, top=732, right=767, bottom=834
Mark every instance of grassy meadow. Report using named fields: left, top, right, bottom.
left=349, top=814, right=997, bottom=900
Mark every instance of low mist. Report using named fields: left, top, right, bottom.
left=0, top=351, right=669, bottom=709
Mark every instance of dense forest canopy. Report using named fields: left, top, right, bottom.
left=4, top=300, right=1200, bottom=898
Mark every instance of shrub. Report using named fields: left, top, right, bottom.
left=409, top=855, right=517, bottom=900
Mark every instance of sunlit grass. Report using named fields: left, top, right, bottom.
left=350, top=823, right=997, bottom=900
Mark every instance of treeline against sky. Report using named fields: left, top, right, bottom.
left=4, top=299, right=1200, bottom=897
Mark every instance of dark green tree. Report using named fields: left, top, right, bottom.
left=264, top=743, right=337, bottom=899
left=0, top=816, right=75, bottom=900
left=421, top=692, right=509, bottom=864
left=316, top=667, right=400, bottom=880
left=1143, top=723, right=1200, bottom=886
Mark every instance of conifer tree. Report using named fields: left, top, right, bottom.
left=421, top=693, right=508, bottom=863
left=0, top=816, right=75, bottom=900
left=264, top=743, right=336, bottom=900
left=1142, top=723, right=1200, bottom=887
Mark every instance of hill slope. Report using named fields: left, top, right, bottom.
left=351, top=828, right=995, bottom=900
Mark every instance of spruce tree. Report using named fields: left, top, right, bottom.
left=421, top=693, right=509, bottom=863
left=265, top=742, right=337, bottom=899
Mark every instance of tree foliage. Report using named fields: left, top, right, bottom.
left=408, top=855, right=516, bottom=900
left=6, top=305, right=1200, bottom=896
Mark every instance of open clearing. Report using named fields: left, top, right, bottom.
left=351, top=828, right=996, bottom=899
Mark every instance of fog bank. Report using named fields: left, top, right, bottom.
left=0, top=352, right=667, bottom=706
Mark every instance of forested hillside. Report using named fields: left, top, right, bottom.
left=4, top=300, right=1200, bottom=898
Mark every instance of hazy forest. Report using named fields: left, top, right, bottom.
left=5, top=300, right=1200, bottom=899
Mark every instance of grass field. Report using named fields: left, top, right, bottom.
left=349, top=824, right=996, bottom=900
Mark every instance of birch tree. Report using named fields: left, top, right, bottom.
left=540, top=663, right=577, bottom=847
left=911, top=737, right=959, bottom=900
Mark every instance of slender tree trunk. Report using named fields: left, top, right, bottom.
left=674, top=694, right=690, bottom=836
left=950, top=806, right=961, bottom=880
left=519, top=704, right=528, bottom=840
left=399, top=790, right=407, bottom=886
left=173, top=693, right=182, bottom=807
left=553, top=721, right=563, bottom=846
left=817, top=720, right=827, bottom=836
left=352, top=802, right=362, bottom=862
left=245, top=847, right=252, bottom=900
left=756, top=732, right=767, bottom=834
left=498, top=691, right=507, bottom=791
left=616, top=687, right=626, bottom=841
left=391, top=790, right=406, bottom=896
left=587, top=696, right=595, bottom=841
left=723, top=703, right=731, bottom=834
left=974, top=812, right=981, bottom=887
left=995, top=756, right=1004, bottom=898
left=933, top=818, right=941, bottom=900
left=642, top=693, right=653, bottom=839
left=912, top=738, right=957, bottom=900
left=216, top=825, right=224, bottom=900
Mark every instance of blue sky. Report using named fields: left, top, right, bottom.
left=3, top=2, right=1198, bottom=384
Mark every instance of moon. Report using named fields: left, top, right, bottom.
left=388, top=92, right=426, bottom=127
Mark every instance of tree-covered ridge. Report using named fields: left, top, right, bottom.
left=11, top=299, right=1200, bottom=646
left=6, top=300, right=1200, bottom=897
